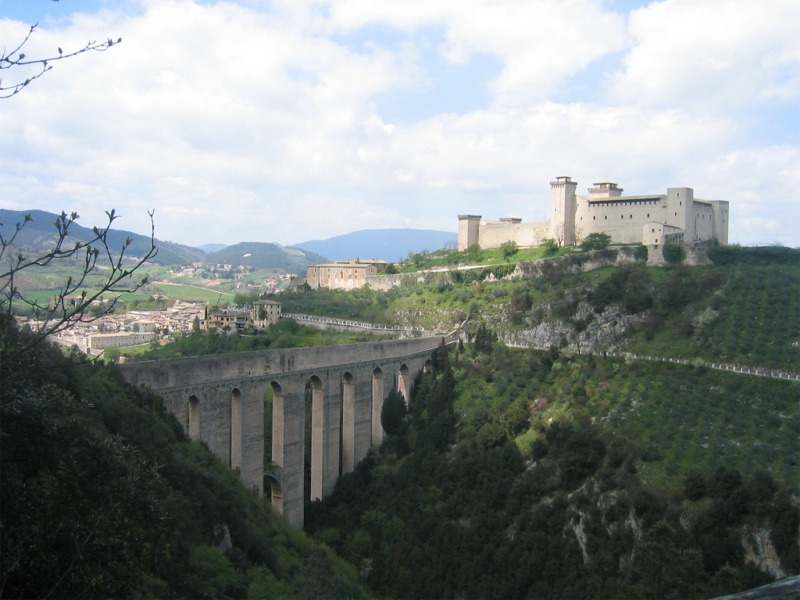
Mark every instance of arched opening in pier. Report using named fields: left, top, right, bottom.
left=268, top=382, right=284, bottom=513
left=230, top=388, right=242, bottom=470
left=305, top=376, right=324, bottom=502
left=188, top=395, right=200, bottom=440
left=398, top=364, right=410, bottom=407
left=372, top=367, right=384, bottom=445
left=341, top=372, right=355, bottom=475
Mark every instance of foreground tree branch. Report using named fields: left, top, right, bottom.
left=0, top=22, right=122, bottom=99
left=0, top=210, right=158, bottom=360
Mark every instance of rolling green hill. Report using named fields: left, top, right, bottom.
left=206, top=241, right=329, bottom=273
left=0, top=208, right=207, bottom=265
left=3, top=242, right=798, bottom=599
left=305, top=343, right=798, bottom=599
left=273, top=245, right=800, bottom=371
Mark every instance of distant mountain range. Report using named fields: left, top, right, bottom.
left=0, top=209, right=207, bottom=266
left=205, top=242, right=328, bottom=272
left=3, top=209, right=455, bottom=274
left=292, top=228, right=457, bottom=262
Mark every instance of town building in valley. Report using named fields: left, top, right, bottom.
left=306, top=259, right=388, bottom=291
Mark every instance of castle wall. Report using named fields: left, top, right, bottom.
left=477, top=220, right=549, bottom=249
left=575, top=196, right=667, bottom=244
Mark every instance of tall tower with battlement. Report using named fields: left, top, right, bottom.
left=550, top=176, right=578, bottom=246
left=457, top=215, right=482, bottom=251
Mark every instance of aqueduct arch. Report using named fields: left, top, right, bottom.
left=230, top=388, right=242, bottom=470
left=120, top=336, right=455, bottom=527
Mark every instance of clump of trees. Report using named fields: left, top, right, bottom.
left=662, top=243, right=685, bottom=263
left=581, top=232, right=611, bottom=251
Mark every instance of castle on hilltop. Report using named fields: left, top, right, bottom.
left=458, top=177, right=729, bottom=250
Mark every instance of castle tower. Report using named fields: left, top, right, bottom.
left=457, top=215, right=482, bottom=251
left=550, top=176, right=577, bottom=246
left=710, top=201, right=729, bottom=245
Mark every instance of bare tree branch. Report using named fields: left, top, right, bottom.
left=0, top=210, right=158, bottom=360
left=0, top=22, right=122, bottom=99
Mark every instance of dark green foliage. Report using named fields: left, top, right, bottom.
left=509, top=288, right=532, bottom=324
left=557, top=429, right=606, bottom=489
left=542, top=237, right=560, bottom=256
left=134, top=318, right=378, bottom=361
left=472, top=322, right=497, bottom=353
left=634, top=244, right=648, bottom=262
left=581, top=232, right=611, bottom=251
left=307, top=342, right=798, bottom=599
left=708, top=245, right=800, bottom=266
left=500, top=240, right=519, bottom=257
left=662, top=243, right=685, bottom=263
left=683, top=470, right=707, bottom=500
left=0, top=320, right=365, bottom=599
left=380, top=386, right=407, bottom=436
left=590, top=265, right=653, bottom=313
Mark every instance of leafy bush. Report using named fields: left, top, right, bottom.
left=662, top=244, right=685, bottom=263
left=581, top=232, right=611, bottom=251
left=501, top=240, right=519, bottom=258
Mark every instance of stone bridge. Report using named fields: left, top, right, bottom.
left=119, top=335, right=453, bottom=527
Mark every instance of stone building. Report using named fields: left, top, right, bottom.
left=250, top=299, right=281, bottom=328
left=88, top=331, right=155, bottom=352
left=203, top=308, right=250, bottom=330
left=306, top=259, right=388, bottom=290
left=458, top=176, right=729, bottom=250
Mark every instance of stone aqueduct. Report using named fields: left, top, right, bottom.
left=119, top=336, right=452, bottom=527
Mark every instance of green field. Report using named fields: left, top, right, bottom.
left=151, top=282, right=235, bottom=303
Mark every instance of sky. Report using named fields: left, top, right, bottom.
left=1, top=0, right=798, bottom=248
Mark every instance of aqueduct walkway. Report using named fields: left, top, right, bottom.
left=120, top=335, right=453, bottom=527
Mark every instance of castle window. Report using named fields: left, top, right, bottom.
left=630, top=215, right=632, bottom=219
left=621, top=215, right=624, bottom=219
left=605, top=216, right=607, bottom=220
left=593, top=216, right=596, bottom=220
left=647, top=213, right=650, bottom=218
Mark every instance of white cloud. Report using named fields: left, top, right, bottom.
left=610, top=0, right=800, bottom=108
left=0, top=0, right=798, bottom=248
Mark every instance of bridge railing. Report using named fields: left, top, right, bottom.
left=282, top=312, right=431, bottom=335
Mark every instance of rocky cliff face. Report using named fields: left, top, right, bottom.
left=505, top=303, right=647, bottom=354
left=742, top=526, right=787, bottom=580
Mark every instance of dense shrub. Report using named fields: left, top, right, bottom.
left=708, top=245, right=800, bottom=266
left=662, top=243, right=686, bottom=263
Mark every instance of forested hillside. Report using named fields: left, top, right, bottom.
left=2, top=244, right=797, bottom=599
left=0, top=320, right=366, bottom=599
left=274, top=246, right=800, bottom=371
left=306, top=343, right=799, bottom=599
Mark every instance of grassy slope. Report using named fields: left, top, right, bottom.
left=455, top=348, right=799, bottom=489
left=277, top=257, right=799, bottom=371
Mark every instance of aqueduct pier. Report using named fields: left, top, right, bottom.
left=119, top=335, right=452, bottom=527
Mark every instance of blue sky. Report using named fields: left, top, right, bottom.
left=1, top=0, right=798, bottom=247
